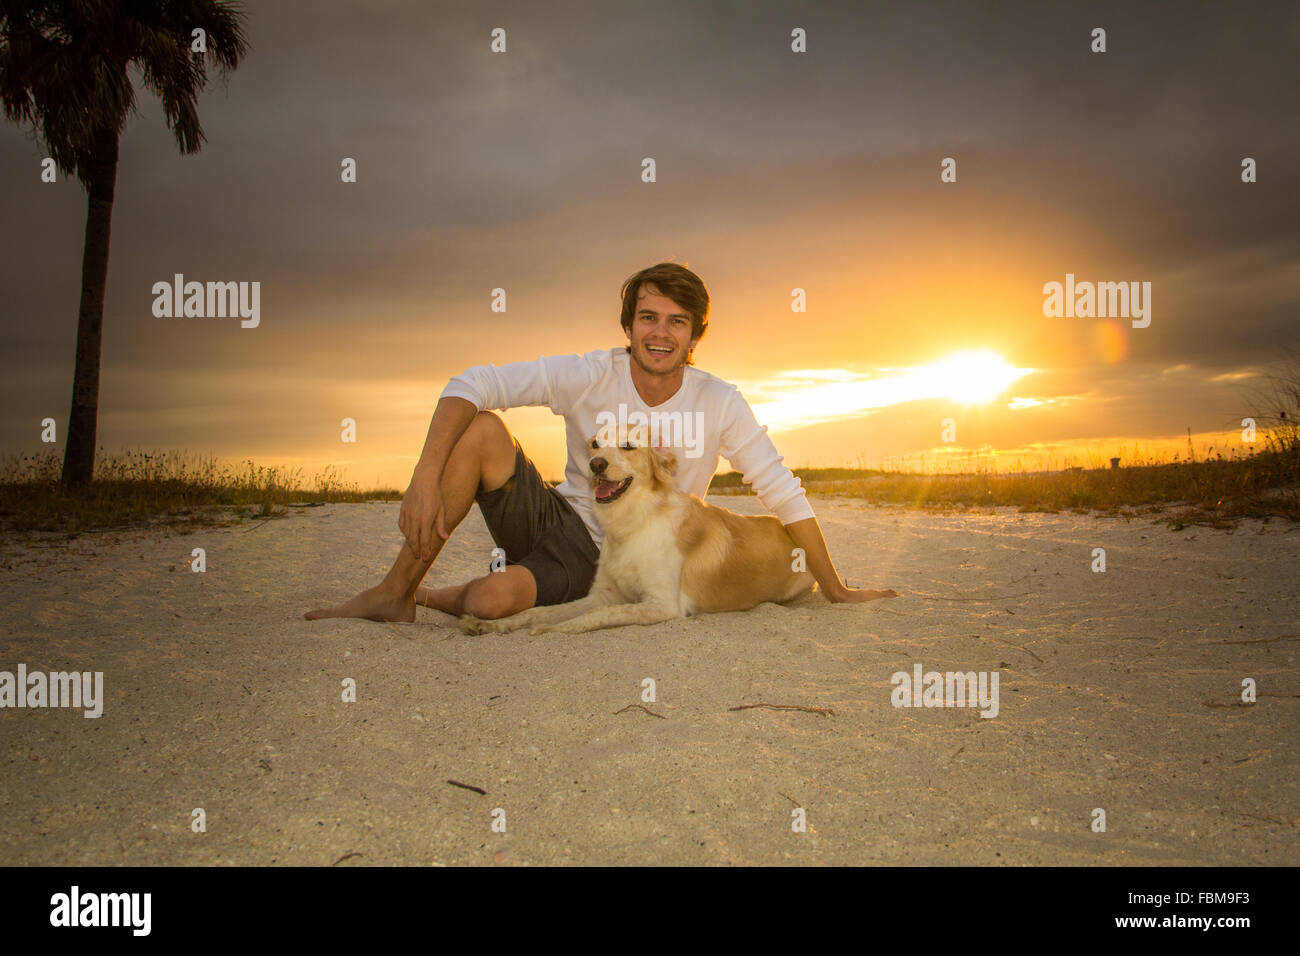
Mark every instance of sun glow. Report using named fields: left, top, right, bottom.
left=914, top=349, right=1029, bottom=405
left=745, top=350, right=1032, bottom=430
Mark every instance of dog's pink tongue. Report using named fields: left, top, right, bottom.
left=595, top=479, right=619, bottom=499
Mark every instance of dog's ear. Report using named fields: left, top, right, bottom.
left=649, top=447, right=677, bottom=486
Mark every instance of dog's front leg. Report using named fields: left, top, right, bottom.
left=533, top=601, right=678, bottom=635
left=459, top=606, right=544, bottom=635
left=460, top=590, right=613, bottom=635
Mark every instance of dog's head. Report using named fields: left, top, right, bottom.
left=586, top=423, right=678, bottom=506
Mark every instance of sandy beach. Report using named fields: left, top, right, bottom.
left=1, top=498, right=1296, bottom=866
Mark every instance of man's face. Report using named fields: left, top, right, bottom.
left=626, top=284, right=699, bottom=375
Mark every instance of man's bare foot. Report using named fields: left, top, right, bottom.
left=304, top=585, right=416, bottom=622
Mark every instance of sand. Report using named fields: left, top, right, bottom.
left=1, top=498, right=1296, bottom=866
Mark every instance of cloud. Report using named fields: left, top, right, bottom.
left=2, top=0, right=1297, bottom=488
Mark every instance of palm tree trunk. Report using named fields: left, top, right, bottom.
left=60, top=127, right=120, bottom=490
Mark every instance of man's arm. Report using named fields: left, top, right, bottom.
left=399, top=353, right=601, bottom=560
left=399, top=396, right=479, bottom=561
left=717, top=388, right=897, bottom=603
left=785, top=516, right=898, bottom=603
left=414, top=396, right=479, bottom=481
left=439, top=352, right=600, bottom=416
left=413, top=351, right=599, bottom=490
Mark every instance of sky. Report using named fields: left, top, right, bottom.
left=2, top=0, right=1298, bottom=490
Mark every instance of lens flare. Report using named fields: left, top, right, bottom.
left=1092, top=319, right=1127, bottom=364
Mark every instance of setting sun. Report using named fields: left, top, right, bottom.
left=911, top=349, right=1030, bottom=405
left=743, top=349, right=1032, bottom=431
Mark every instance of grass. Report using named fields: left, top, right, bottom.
left=5, top=436, right=1294, bottom=541
left=0, top=448, right=400, bottom=538
left=710, top=442, right=1300, bottom=528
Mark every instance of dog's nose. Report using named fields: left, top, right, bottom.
left=590, top=457, right=607, bottom=474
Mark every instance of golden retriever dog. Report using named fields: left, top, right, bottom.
left=460, top=424, right=814, bottom=635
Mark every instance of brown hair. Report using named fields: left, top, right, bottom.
left=619, top=262, right=710, bottom=365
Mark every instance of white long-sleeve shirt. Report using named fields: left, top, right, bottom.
left=440, top=347, right=815, bottom=546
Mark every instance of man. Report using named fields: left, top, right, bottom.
left=305, top=262, right=896, bottom=624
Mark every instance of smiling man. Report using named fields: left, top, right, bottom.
left=305, top=262, right=896, bottom=624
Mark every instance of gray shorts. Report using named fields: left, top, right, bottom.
left=474, top=439, right=600, bottom=606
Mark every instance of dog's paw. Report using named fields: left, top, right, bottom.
left=462, top=614, right=531, bottom=635
left=459, top=614, right=494, bottom=635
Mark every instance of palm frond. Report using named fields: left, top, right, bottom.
left=0, top=0, right=249, bottom=183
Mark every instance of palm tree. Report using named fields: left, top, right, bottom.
left=0, top=0, right=249, bottom=488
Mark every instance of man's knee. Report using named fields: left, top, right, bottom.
left=463, top=569, right=535, bottom=619
left=455, top=411, right=516, bottom=490
left=450, top=411, right=508, bottom=460
left=462, top=410, right=511, bottom=451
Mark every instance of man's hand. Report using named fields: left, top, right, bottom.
left=826, top=583, right=899, bottom=603
left=398, top=466, right=449, bottom=562
left=784, top=517, right=899, bottom=605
